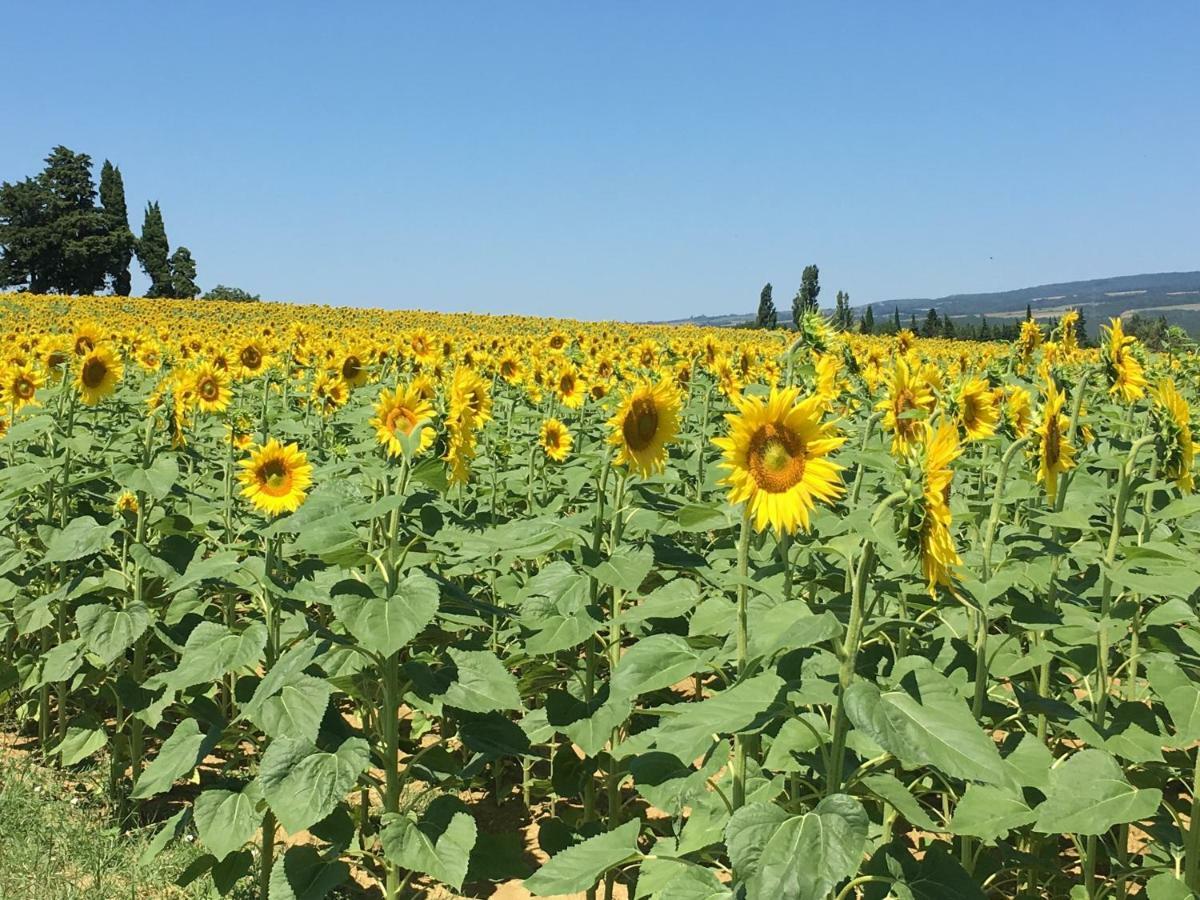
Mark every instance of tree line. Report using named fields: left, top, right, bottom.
left=0, top=146, right=257, bottom=301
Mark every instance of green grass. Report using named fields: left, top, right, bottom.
left=0, top=745, right=253, bottom=900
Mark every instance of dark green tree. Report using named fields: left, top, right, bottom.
left=204, top=284, right=260, bottom=302
left=833, top=290, right=852, bottom=331
left=99, top=161, right=135, bottom=296
left=0, top=177, right=53, bottom=292
left=755, top=282, right=777, bottom=329
left=792, top=264, right=821, bottom=326
left=892, top=306, right=901, bottom=332
left=138, top=202, right=173, bottom=297
left=922, top=308, right=940, bottom=337
left=909, top=313, right=919, bottom=332
left=1072, top=308, right=1087, bottom=346
left=169, top=246, right=199, bottom=299
left=1025, top=303, right=1033, bottom=321
left=941, top=314, right=956, bottom=338
left=861, top=305, right=875, bottom=334
left=979, top=315, right=990, bottom=340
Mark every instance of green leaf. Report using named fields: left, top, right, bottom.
left=380, top=797, right=477, bottom=890
left=163, top=621, right=267, bottom=691
left=194, top=783, right=263, bottom=861
left=41, top=516, right=115, bottom=564
left=247, top=673, right=332, bottom=745
left=1146, top=872, right=1195, bottom=900
left=1032, top=749, right=1162, bottom=835
left=75, top=601, right=150, bottom=665
left=724, top=803, right=791, bottom=880
left=524, top=819, right=642, bottom=896
left=624, top=579, right=702, bottom=624
left=259, top=736, right=370, bottom=834
left=844, top=669, right=1006, bottom=785
left=590, top=545, right=654, bottom=594
left=745, top=795, right=868, bottom=900
left=441, top=648, right=522, bottom=712
left=113, top=456, right=179, bottom=501
left=55, top=722, right=108, bottom=766
left=861, top=774, right=940, bottom=832
left=138, top=807, right=190, bottom=866
left=949, top=784, right=1036, bottom=843
left=611, top=634, right=706, bottom=701
left=268, top=845, right=349, bottom=900
left=650, top=673, right=783, bottom=763
left=132, top=718, right=209, bottom=799
left=332, top=571, right=439, bottom=657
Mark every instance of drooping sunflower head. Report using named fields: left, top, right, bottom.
left=1018, top=320, right=1043, bottom=359
left=1029, top=379, right=1076, bottom=506
left=190, top=363, right=231, bottom=414
left=540, top=417, right=573, bottom=462
left=1151, top=379, right=1194, bottom=493
left=237, top=438, right=313, bottom=516
left=713, top=386, right=845, bottom=534
left=372, top=383, right=435, bottom=458
left=1101, top=317, right=1148, bottom=403
left=608, top=378, right=681, bottom=478
left=76, top=346, right=124, bottom=406
left=902, top=421, right=963, bottom=596
left=2, top=363, right=44, bottom=413
left=952, top=376, right=999, bottom=442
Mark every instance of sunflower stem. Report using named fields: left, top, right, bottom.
left=731, top=506, right=753, bottom=809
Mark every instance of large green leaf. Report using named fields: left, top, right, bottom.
left=259, top=736, right=369, bottom=834
left=246, top=672, right=332, bottom=745
left=949, top=784, right=1036, bottom=843
left=844, top=669, right=1006, bottom=785
left=611, top=634, right=707, bottom=701
left=132, top=718, right=210, bottom=799
left=650, top=673, right=784, bottom=763
left=1033, top=749, right=1161, bottom=835
left=75, top=601, right=150, bottom=665
left=268, top=845, right=349, bottom=900
left=194, top=783, right=263, bottom=861
left=441, top=648, right=522, bottom=712
left=724, top=803, right=791, bottom=879
left=744, top=795, right=867, bottom=900
left=524, top=819, right=642, bottom=896
left=163, top=621, right=267, bottom=691
left=41, top=516, right=115, bottom=564
left=332, top=570, right=439, bottom=657
left=380, top=797, right=477, bottom=890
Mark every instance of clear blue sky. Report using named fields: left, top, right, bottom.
left=5, top=3, right=1198, bottom=319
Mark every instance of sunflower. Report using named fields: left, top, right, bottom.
left=2, top=363, right=44, bottom=413
left=1101, top=317, right=1148, bottom=403
left=498, top=352, right=524, bottom=384
left=608, top=378, right=681, bottom=478
left=190, top=363, right=232, bottom=414
left=954, top=377, right=998, bottom=441
left=372, top=384, right=435, bottom=457
left=311, top=371, right=348, bottom=415
left=449, top=367, right=493, bottom=423
left=1005, top=385, right=1033, bottom=438
left=876, top=356, right=935, bottom=455
left=1151, top=379, right=1194, bottom=493
left=1030, top=379, right=1076, bottom=506
left=552, top=362, right=587, bottom=410
left=238, top=438, right=313, bottom=515
left=137, top=341, right=164, bottom=372
left=445, top=408, right=478, bottom=486
left=236, top=340, right=269, bottom=379
left=407, top=329, right=437, bottom=367
left=912, top=421, right=962, bottom=594
left=713, top=386, right=845, bottom=534
left=77, top=346, right=124, bottom=405
left=339, top=349, right=370, bottom=389
left=115, top=490, right=139, bottom=516
left=540, top=418, right=572, bottom=462
left=72, top=322, right=103, bottom=357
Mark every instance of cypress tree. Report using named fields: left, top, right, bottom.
left=755, top=282, right=777, bottom=329
left=99, top=161, right=135, bottom=296
left=169, top=246, right=199, bottom=299
left=861, top=305, right=875, bottom=334
left=892, top=307, right=901, bottom=332
left=138, top=202, right=173, bottom=297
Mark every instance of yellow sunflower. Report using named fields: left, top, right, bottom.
left=913, top=421, right=962, bottom=595
left=190, top=363, right=232, bottom=414
left=1101, top=317, right=1148, bottom=403
left=1005, top=385, right=1033, bottom=438
left=713, top=386, right=845, bottom=534
left=608, top=378, right=681, bottom=478
left=339, top=348, right=371, bottom=389
left=372, top=384, right=435, bottom=458
left=311, top=371, right=349, bottom=415
left=77, top=346, right=124, bottom=405
left=236, top=340, right=269, bottom=379
left=1151, top=379, right=1194, bottom=493
left=552, top=362, right=587, bottom=410
left=540, top=418, right=573, bottom=462
left=2, top=363, right=44, bottom=413
left=954, top=377, right=998, bottom=441
left=449, top=367, right=493, bottom=424
left=1031, top=379, right=1076, bottom=506
left=876, top=356, right=935, bottom=455
left=238, top=438, right=313, bottom=515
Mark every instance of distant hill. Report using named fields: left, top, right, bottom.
left=660, top=271, right=1200, bottom=336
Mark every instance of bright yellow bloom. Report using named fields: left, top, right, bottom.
left=1, top=363, right=44, bottom=413
left=608, top=378, right=681, bottom=478
left=1031, top=380, right=1076, bottom=506
left=1101, top=317, right=1148, bottom=403
left=876, top=356, right=935, bottom=455
left=372, top=384, right=435, bottom=458
left=552, top=362, right=587, bottom=410
left=1005, top=386, right=1033, bottom=438
left=238, top=438, right=313, bottom=515
left=713, top=386, right=845, bottom=534
left=190, top=363, right=232, bottom=414
left=312, top=371, right=348, bottom=415
left=77, top=346, right=124, bottom=405
left=955, top=377, right=998, bottom=441
left=915, top=422, right=962, bottom=595
left=1151, top=379, right=1194, bottom=493
left=450, top=367, right=493, bottom=424
left=540, top=418, right=572, bottom=462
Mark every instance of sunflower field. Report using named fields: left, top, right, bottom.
left=3, top=292, right=1200, bottom=900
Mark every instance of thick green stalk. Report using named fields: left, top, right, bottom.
left=731, top=508, right=753, bottom=809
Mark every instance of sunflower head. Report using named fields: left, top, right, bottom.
left=190, top=363, right=231, bottom=414
left=540, top=418, right=573, bottom=462
left=951, top=376, right=998, bottom=442
left=608, top=378, right=681, bottom=478
left=713, top=386, right=845, bottom=534
left=77, top=346, right=124, bottom=405
left=1029, top=379, right=1076, bottom=506
left=2, top=363, right=44, bottom=413
left=1101, top=317, right=1148, bottom=403
left=1151, top=379, right=1194, bottom=493
left=238, top=438, right=313, bottom=515
left=899, top=422, right=963, bottom=595
left=875, top=356, right=935, bottom=455
left=372, top=384, right=435, bottom=458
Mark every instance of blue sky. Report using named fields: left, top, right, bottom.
left=4, top=3, right=1198, bottom=319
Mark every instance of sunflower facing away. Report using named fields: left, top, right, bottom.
left=372, top=384, right=435, bottom=458
left=911, top=421, right=962, bottom=594
left=238, top=438, right=313, bottom=515
left=1031, top=379, right=1076, bottom=506
left=1151, top=379, right=1194, bottom=493
left=1102, top=317, right=1148, bottom=403
left=540, top=418, right=573, bottom=462
left=190, top=363, right=232, bottom=414
left=608, top=378, right=681, bottom=478
left=77, top=346, right=124, bottom=405
left=713, top=386, right=845, bottom=534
